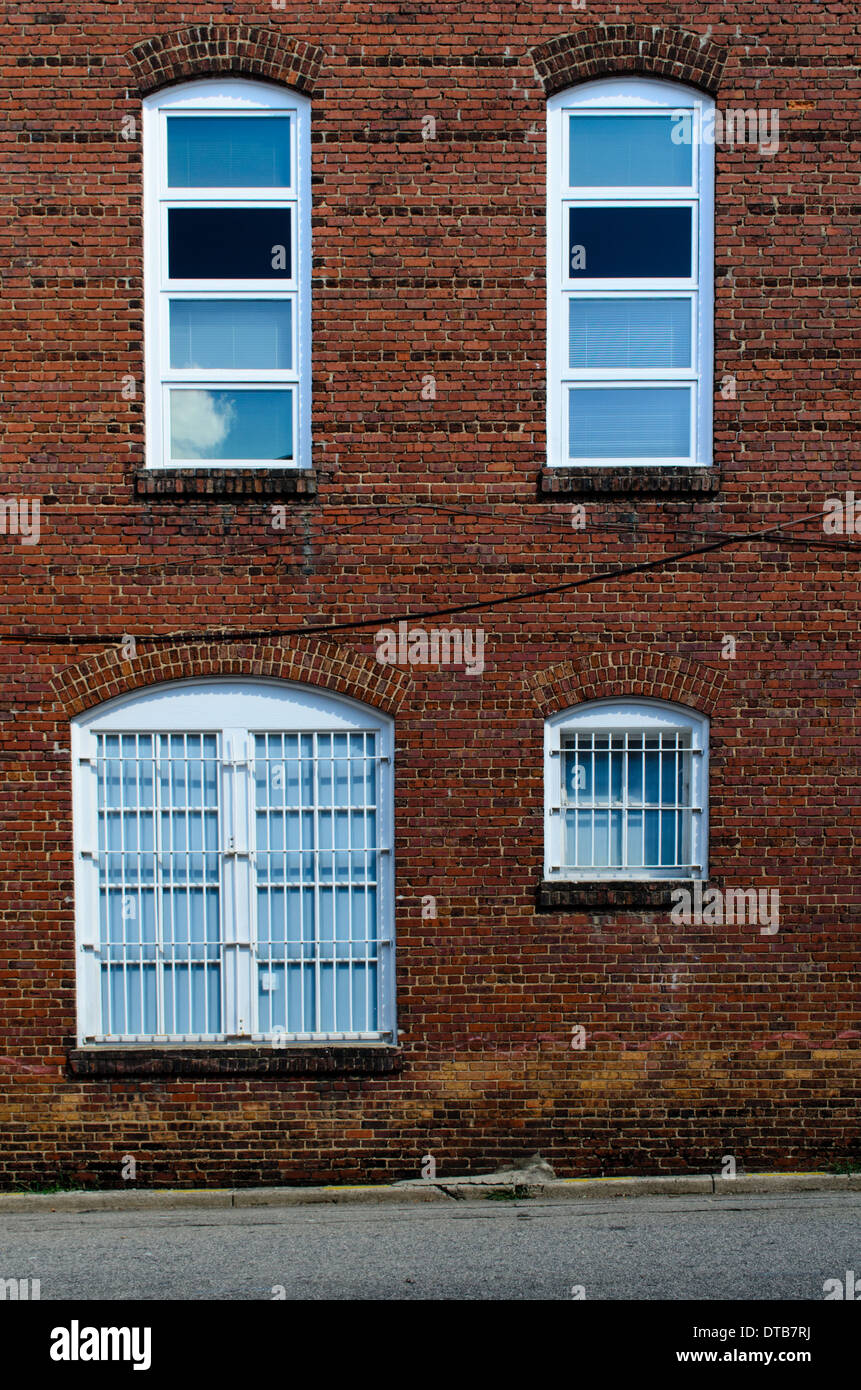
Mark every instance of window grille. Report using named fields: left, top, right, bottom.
left=74, top=683, right=393, bottom=1045
left=96, top=732, right=221, bottom=1038
left=544, top=699, right=708, bottom=881
left=254, top=732, right=380, bottom=1038
left=559, top=730, right=696, bottom=871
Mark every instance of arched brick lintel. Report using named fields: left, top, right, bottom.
left=126, top=25, right=325, bottom=97
left=528, top=24, right=728, bottom=97
left=525, top=650, right=727, bottom=719
left=50, top=639, right=408, bottom=719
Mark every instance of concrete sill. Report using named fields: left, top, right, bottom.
left=134, top=469, right=317, bottom=500
left=537, top=880, right=701, bottom=910
left=67, top=1046, right=402, bottom=1078
left=539, top=466, right=720, bottom=497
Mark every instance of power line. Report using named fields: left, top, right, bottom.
left=2, top=503, right=852, bottom=647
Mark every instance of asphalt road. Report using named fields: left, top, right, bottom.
left=1, top=1192, right=857, bottom=1300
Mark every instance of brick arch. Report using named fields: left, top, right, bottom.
left=528, top=24, right=728, bottom=98
left=50, top=639, right=408, bottom=719
left=125, top=25, right=325, bottom=97
left=525, top=649, right=727, bottom=718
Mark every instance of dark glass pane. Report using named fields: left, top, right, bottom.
left=168, top=208, right=292, bottom=280
left=569, top=207, right=691, bottom=278
left=167, top=117, right=291, bottom=188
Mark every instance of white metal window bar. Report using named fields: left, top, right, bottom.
left=544, top=699, right=708, bottom=881
left=73, top=683, right=393, bottom=1044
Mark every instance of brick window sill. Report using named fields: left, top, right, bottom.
left=539, top=466, right=720, bottom=497
left=134, top=469, right=317, bottom=500
left=537, top=879, right=708, bottom=910
left=67, top=1046, right=402, bottom=1078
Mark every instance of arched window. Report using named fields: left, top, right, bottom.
left=544, top=699, right=708, bottom=879
left=72, top=680, right=394, bottom=1043
left=547, top=78, right=714, bottom=468
left=143, top=79, right=311, bottom=470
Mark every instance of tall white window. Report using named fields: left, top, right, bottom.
left=72, top=680, right=394, bottom=1044
left=547, top=79, right=714, bottom=467
left=143, top=80, right=311, bottom=469
left=544, top=699, right=708, bottom=880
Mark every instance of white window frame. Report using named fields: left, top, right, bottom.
left=544, top=698, right=709, bottom=881
left=547, top=78, right=714, bottom=468
left=71, top=679, right=394, bottom=1044
left=143, top=79, right=312, bottom=470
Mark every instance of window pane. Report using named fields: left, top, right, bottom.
left=167, top=117, right=291, bottom=188
left=569, top=207, right=691, bottom=278
left=168, top=208, right=292, bottom=279
left=96, top=731, right=221, bottom=1038
left=569, top=298, right=691, bottom=369
left=253, top=731, right=379, bottom=1035
left=569, top=115, right=691, bottom=187
left=169, top=300, right=293, bottom=370
left=569, top=387, right=691, bottom=459
left=169, top=388, right=293, bottom=460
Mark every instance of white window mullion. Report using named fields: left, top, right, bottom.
left=223, top=728, right=253, bottom=1035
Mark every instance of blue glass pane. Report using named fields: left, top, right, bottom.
left=627, top=810, right=643, bottom=866
left=569, top=387, right=691, bottom=459
left=569, top=115, right=691, bottom=187
left=661, top=753, right=679, bottom=804
left=167, top=117, right=291, bottom=188
left=169, top=388, right=293, bottom=461
left=644, top=810, right=660, bottom=865
left=594, top=752, right=609, bottom=804
left=628, top=754, right=643, bottom=802
left=168, top=208, right=291, bottom=279
left=644, top=751, right=661, bottom=804
left=569, top=207, right=691, bottom=279
left=661, top=811, right=678, bottom=866
left=170, top=300, right=292, bottom=370
left=569, top=298, right=691, bottom=369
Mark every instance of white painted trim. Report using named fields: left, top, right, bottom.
left=547, top=79, right=714, bottom=468
left=143, top=80, right=312, bottom=470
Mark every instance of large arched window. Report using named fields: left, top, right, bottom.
left=72, top=680, right=393, bottom=1044
left=544, top=698, right=708, bottom=880
left=547, top=78, right=714, bottom=468
left=143, top=79, right=311, bottom=469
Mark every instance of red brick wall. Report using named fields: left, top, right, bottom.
left=0, top=2, right=857, bottom=1186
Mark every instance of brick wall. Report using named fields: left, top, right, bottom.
left=0, top=1, right=857, bottom=1186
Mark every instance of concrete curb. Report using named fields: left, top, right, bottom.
left=0, top=1171, right=858, bottom=1214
